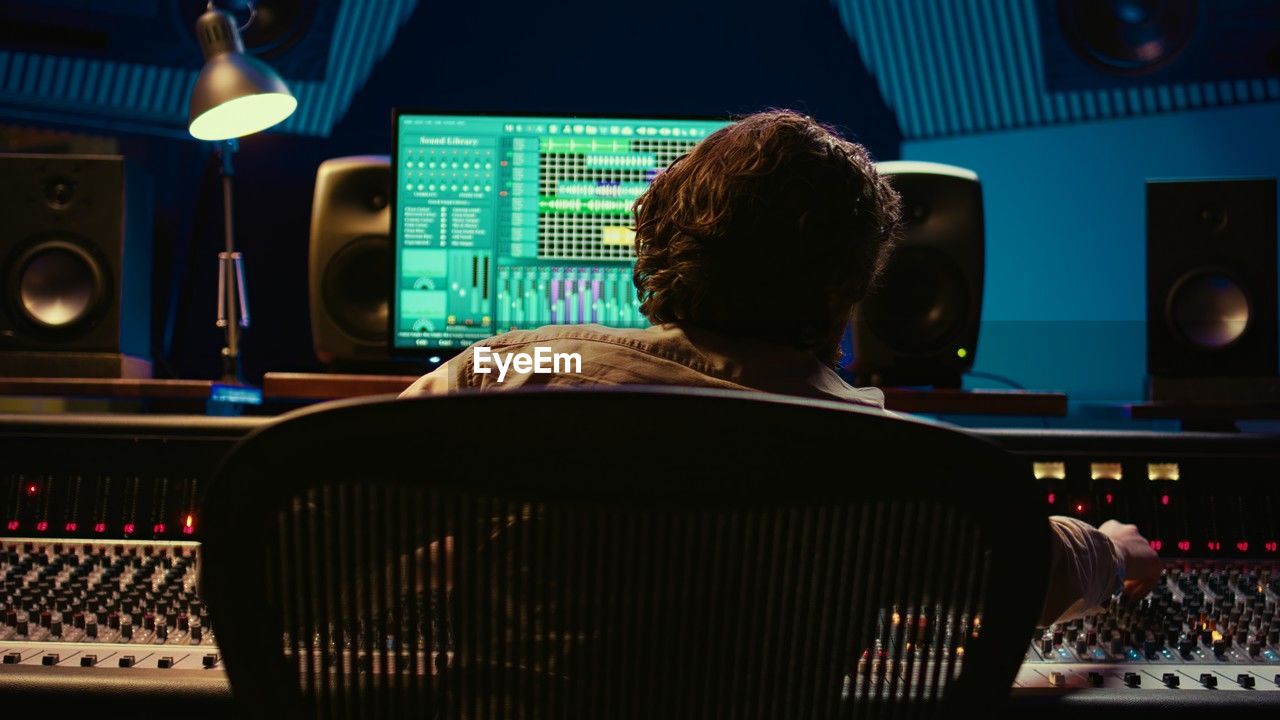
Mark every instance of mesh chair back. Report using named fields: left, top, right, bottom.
left=201, top=388, right=1048, bottom=719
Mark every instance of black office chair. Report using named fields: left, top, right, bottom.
left=201, top=387, right=1049, bottom=719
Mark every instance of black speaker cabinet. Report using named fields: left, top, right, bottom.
left=0, top=154, right=152, bottom=378
left=1147, top=178, right=1277, bottom=401
left=310, top=155, right=392, bottom=365
left=852, top=161, right=984, bottom=389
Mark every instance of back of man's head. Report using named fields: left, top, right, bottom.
left=633, top=109, right=901, bottom=364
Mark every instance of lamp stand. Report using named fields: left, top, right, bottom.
left=215, top=139, right=250, bottom=382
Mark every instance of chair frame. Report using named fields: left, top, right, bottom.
left=201, top=386, right=1049, bottom=718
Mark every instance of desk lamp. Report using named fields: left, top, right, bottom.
left=187, top=2, right=297, bottom=381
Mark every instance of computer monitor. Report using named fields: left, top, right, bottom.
left=391, top=111, right=734, bottom=352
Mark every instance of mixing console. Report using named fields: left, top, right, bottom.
left=0, top=415, right=241, bottom=713
left=2, top=416, right=1278, bottom=714
left=0, top=538, right=213, bottom=652
left=1020, top=561, right=1280, bottom=693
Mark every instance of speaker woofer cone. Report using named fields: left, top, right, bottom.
left=1060, top=0, right=1198, bottom=75
left=1167, top=269, right=1250, bottom=349
left=862, top=246, right=969, bottom=357
left=13, top=239, right=106, bottom=329
left=322, top=235, right=391, bottom=343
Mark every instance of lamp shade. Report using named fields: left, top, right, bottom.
left=187, top=6, right=296, bottom=141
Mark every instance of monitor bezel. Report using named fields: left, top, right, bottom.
left=388, top=108, right=733, bottom=359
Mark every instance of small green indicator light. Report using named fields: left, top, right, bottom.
left=956, top=347, right=968, bottom=359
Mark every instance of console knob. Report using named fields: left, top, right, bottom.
left=1124, top=672, right=1141, bottom=687
left=1236, top=674, right=1255, bottom=689
left=1162, top=672, right=1180, bottom=688
left=1177, top=636, right=1195, bottom=657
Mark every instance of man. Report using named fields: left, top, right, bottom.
left=403, top=109, right=1159, bottom=625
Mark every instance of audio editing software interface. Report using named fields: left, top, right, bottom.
left=393, top=113, right=732, bottom=350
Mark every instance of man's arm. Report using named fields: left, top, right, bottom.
left=1039, top=517, right=1161, bottom=626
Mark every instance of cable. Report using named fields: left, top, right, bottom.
left=968, top=370, right=1055, bottom=428
left=967, top=370, right=1026, bottom=391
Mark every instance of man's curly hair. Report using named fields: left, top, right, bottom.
left=632, top=110, right=901, bottom=365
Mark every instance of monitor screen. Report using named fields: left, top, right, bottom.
left=392, top=112, right=734, bottom=352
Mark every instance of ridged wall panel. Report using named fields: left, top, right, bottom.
left=0, top=0, right=418, bottom=138
left=832, top=0, right=1280, bottom=139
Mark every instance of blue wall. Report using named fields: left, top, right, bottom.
left=905, top=102, right=1280, bottom=403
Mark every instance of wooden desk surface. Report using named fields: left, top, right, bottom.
left=262, top=372, right=1068, bottom=416
left=262, top=372, right=419, bottom=399
left=0, top=377, right=215, bottom=399
left=0, top=373, right=1069, bottom=416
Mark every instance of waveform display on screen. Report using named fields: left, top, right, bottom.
left=537, top=138, right=699, bottom=261
left=496, top=265, right=643, bottom=330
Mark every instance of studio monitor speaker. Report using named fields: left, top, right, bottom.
left=0, top=154, right=152, bottom=378
left=1041, top=0, right=1280, bottom=90
left=1147, top=178, right=1277, bottom=402
left=309, top=155, right=392, bottom=366
left=852, top=161, right=984, bottom=389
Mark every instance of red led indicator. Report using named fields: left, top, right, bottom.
left=35, top=520, right=48, bottom=532
left=1207, top=541, right=1221, bottom=552
left=1160, top=494, right=1170, bottom=506
left=26, top=484, right=37, bottom=496
left=1177, top=540, right=1191, bottom=552
left=5, top=520, right=18, bottom=531
left=1150, top=539, right=1163, bottom=551
left=1104, top=493, right=1113, bottom=505
left=182, top=515, right=195, bottom=535
left=1074, top=503, right=1085, bottom=514
left=1265, top=541, right=1278, bottom=553
left=1236, top=541, right=1249, bottom=553
left=64, top=522, right=77, bottom=532
left=152, top=523, right=166, bottom=534
left=93, top=522, right=107, bottom=533
left=123, top=523, right=136, bottom=535
left=1046, top=492, right=1056, bottom=505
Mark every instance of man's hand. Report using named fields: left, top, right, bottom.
left=1098, top=520, right=1160, bottom=599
